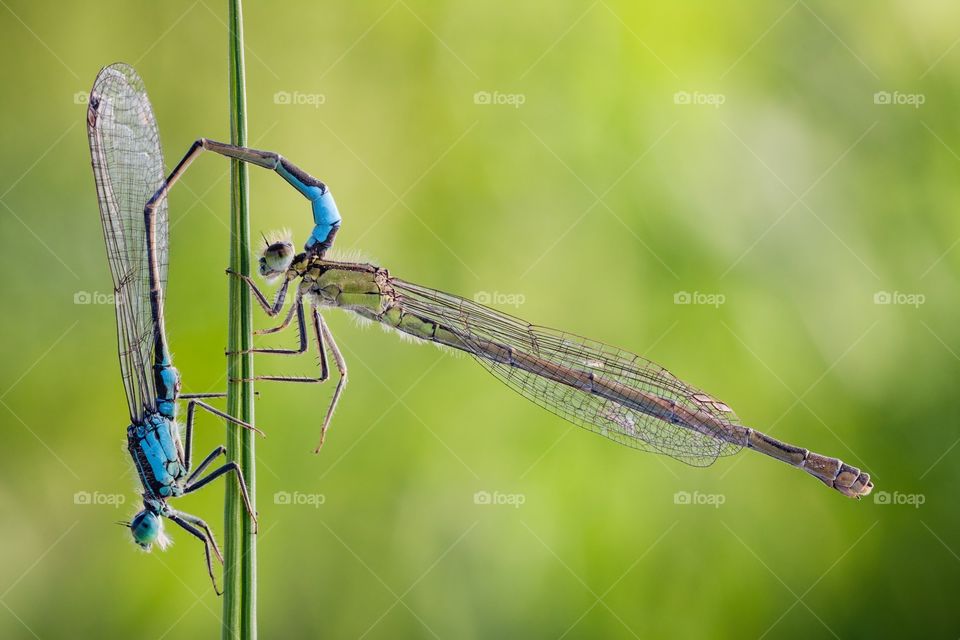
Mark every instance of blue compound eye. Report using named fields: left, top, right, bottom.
left=259, top=240, right=295, bottom=278
left=130, top=510, right=162, bottom=550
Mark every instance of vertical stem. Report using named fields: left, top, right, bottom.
left=223, top=0, right=256, bottom=638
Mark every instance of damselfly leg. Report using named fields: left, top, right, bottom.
left=167, top=510, right=224, bottom=594
left=183, top=448, right=257, bottom=532
left=227, top=270, right=348, bottom=450
left=314, top=310, right=348, bottom=452
left=180, top=406, right=259, bottom=530
left=228, top=291, right=313, bottom=357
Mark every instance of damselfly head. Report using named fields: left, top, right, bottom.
left=128, top=509, right=168, bottom=552
left=259, top=234, right=296, bottom=281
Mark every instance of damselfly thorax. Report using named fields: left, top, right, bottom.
left=127, top=412, right=187, bottom=499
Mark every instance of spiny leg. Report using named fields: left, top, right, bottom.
left=184, top=459, right=258, bottom=533
left=180, top=390, right=260, bottom=402
left=191, top=400, right=264, bottom=435
left=226, top=269, right=290, bottom=317
left=254, top=291, right=300, bottom=335
left=229, top=305, right=347, bottom=449
left=233, top=292, right=310, bottom=356
left=179, top=391, right=259, bottom=401
left=183, top=399, right=265, bottom=470
left=168, top=512, right=222, bottom=595
left=175, top=511, right=224, bottom=565
left=314, top=308, right=347, bottom=452
left=232, top=299, right=329, bottom=384
left=186, top=445, right=226, bottom=484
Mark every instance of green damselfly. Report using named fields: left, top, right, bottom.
left=145, top=142, right=874, bottom=501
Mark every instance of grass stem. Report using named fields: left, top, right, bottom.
left=223, top=0, right=256, bottom=637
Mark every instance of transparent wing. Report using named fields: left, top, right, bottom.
left=86, top=63, right=167, bottom=423
left=391, top=279, right=742, bottom=466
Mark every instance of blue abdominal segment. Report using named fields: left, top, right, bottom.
left=276, top=159, right=341, bottom=251
left=155, top=364, right=178, bottom=418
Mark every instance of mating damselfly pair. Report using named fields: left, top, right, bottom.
left=87, top=63, right=873, bottom=592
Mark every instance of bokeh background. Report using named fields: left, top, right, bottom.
left=1, top=1, right=957, bottom=637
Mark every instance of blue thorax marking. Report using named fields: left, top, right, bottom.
left=276, top=161, right=341, bottom=250
left=136, top=412, right=184, bottom=492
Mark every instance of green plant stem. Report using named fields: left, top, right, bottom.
left=223, top=0, right=256, bottom=637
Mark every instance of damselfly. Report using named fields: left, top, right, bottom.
left=145, top=138, right=874, bottom=499
left=87, top=63, right=261, bottom=593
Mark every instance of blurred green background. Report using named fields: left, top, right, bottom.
left=1, top=1, right=958, bottom=637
